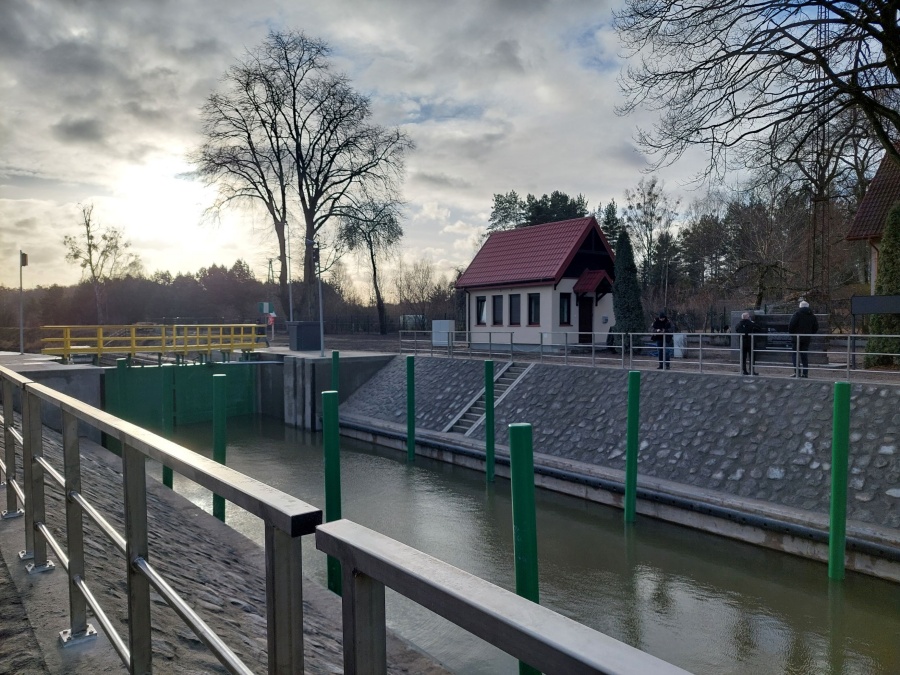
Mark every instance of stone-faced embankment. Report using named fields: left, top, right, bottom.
left=341, top=357, right=900, bottom=531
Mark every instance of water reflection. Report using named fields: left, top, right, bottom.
left=154, top=416, right=900, bottom=674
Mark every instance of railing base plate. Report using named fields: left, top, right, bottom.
left=18, top=549, right=33, bottom=560
left=25, top=560, right=55, bottom=574
left=1, top=508, right=24, bottom=519
left=59, top=625, right=98, bottom=647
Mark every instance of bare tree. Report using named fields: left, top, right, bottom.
left=63, top=203, right=142, bottom=323
left=615, top=2, right=900, bottom=176
left=622, top=176, right=679, bottom=289
left=192, top=30, right=413, bottom=316
left=339, top=199, right=403, bottom=334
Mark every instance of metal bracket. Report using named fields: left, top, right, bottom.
left=25, top=559, right=56, bottom=574
left=59, top=624, right=98, bottom=647
left=1, top=508, right=24, bottom=519
left=18, top=549, right=33, bottom=560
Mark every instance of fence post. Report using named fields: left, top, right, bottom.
left=624, top=371, right=641, bottom=524
left=2, top=378, right=23, bottom=518
left=161, top=365, right=174, bottom=488
left=22, top=388, right=54, bottom=570
left=322, top=390, right=342, bottom=596
left=212, top=373, right=227, bottom=522
left=829, top=381, right=851, bottom=581
left=265, top=525, right=305, bottom=674
left=60, top=409, right=97, bottom=645
left=122, top=442, right=152, bottom=674
left=485, top=360, right=495, bottom=483
left=406, top=355, right=415, bottom=463
left=332, top=350, right=340, bottom=390
left=508, top=423, right=539, bottom=675
left=564, top=332, right=568, bottom=365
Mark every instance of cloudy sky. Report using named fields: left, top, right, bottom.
left=0, top=0, right=695, bottom=293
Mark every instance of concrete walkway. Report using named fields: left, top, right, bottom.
left=0, top=424, right=449, bottom=674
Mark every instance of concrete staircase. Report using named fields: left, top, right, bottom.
left=444, top=362, right=532, bottom=436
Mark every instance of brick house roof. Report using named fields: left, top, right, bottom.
left=456, top=217, right=612, bottom=289
left=847, top=152, right=900, bottom=241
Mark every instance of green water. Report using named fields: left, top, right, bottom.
left=155, top=416, right=900, bottom=674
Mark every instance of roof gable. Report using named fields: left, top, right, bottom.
left=847, top=152, right=900, bottom=241
left=456, top=217, right=613, bottom=290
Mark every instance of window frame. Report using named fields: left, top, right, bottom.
left=475, top=296, right=487, bottom=325
left=509, top=294, right=521, bottom=326
left=527, top=293, right=541, bottom=326
left=492, top=295, right=504, bottom=326
left=559, top=292, right=572, bottom=326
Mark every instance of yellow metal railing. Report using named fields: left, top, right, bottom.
left=41, top=324, right=260, bottom=359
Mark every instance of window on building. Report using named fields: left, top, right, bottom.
left=476, top=296, right=486, bottom=325
left=559, top=293, right=571, bottom=325
left=509, top=294, right=521, bottom=325
left=492, top=295, right=503, bottom=325
left=528, top=293, right=541, bottom=325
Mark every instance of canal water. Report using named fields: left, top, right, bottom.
left=155, top=416, right=900, bottom=674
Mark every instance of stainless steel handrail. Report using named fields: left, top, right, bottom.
left=0, top=364, right=322, bottom=674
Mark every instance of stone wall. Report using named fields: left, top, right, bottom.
left=343, top=357, right=900, bottom=530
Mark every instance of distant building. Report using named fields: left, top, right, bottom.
left=846, top=152, right=900, bottom=294
left=455, top=217, right=615, bottom=348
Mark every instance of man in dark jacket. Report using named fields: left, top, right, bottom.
left=788, top=300, right=819, bottom=378
left=651, top=311, right=674, bottom=370
left=735, top=312, right=762, bottom=375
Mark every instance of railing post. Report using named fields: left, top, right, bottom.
left=322, top=390, right=342, bottom=595
left=60, top=410, right=97, bottom=645
left=628, top=334, right=634, bottom=370
left=340, top=564, right=387, bottom=675
left=22, top=388, right=54, bottom=569
left=829, top=382, right=851, bottom=581
left=485, top=360, right=495, bottom=483
left=122, top=442, right=152, bottom=674
left=265, top=524, right=305, bottom=674
left=624, top=371, right=641, bottom=524
left=699, top=333, right=704, bottom=373
left=539, top=333, right=544, bottom=363
left=406, top=355, right=415, bottom=463
left=332, top=350, right=340, bottom=390
left=2, top=378, right=23, bottom=518
left=161, top=365, right=174, bottom=489
left=508, top=423, right=539, bottom=675
left=591, top=333, right=595, bottom=368
left=564, top=332, right=568, bottom=365
left=213, top=373, right=227, bottom=522
left=489, top=331, right=493, bottom=359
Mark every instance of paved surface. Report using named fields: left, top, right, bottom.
left=0, top=422, right=450, bottom=675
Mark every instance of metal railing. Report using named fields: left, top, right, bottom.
left=316, top=519, right=689, bottom=675
left=0, top=364, right=321, bottom=674
left=399, top=330, right=900, bottom=381
left=41, top=324, right=261, bottom=361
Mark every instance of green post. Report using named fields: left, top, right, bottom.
left=509, top=423, right=539, bottom=675
left=407, top=355, right=415, bottom=462
left=212, top=373, right=227, bottom=522
left=115, top=358, right=127, bottom=418
left=828, top=381, right=851, bottom=581
left=161, top=366, right=174, bottom=489
left=624, top=370, right=641, bottom=523
left=331, top=350, right=340, bottom=390
left=323, top=390, right=342, bottom=595
left=485, top=360, right=495, bottom=483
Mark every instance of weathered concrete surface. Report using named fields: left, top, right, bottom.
left=0, top=424, right=450, bottom=675
left=342, top=358, right=900, bottom=531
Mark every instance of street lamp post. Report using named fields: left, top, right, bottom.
left=286, top=222, right=294, bottom=322
left=306, top=239, right=325, bottom=357
left=19, top=251, right=27, bottom=354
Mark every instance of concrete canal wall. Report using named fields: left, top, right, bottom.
left=341, top=357, right=900, bottom=532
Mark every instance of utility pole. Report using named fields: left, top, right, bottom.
left=19, top=250, right=27, bottom=354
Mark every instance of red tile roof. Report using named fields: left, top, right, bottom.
left=573, top=269, right=612, bottom=294
left=456, top=217, right=604, bottom=289
left=847, top=152, right=900, bottom=241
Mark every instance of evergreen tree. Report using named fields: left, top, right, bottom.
left=866, top=203, right=900, bottom=367
left=611, top=229, right=645, bottom=350
left=600, top=200, right=623, bottom=246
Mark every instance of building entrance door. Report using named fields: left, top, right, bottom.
left=578, top=297, right=593, bottom=343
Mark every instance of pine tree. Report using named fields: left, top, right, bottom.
left=866, top=203, right=900, bottom=367
left=611, top=229, right=645, bottom=350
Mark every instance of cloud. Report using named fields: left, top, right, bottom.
left=52, top=116, right=109, bottom=145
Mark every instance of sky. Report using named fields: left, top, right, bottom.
left=0, top=0, right=698, bottom=294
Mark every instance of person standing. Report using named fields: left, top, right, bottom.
left=735, top=312, right=762, bottom=375
left=651, top=311, right=674, bottom=370
left=788, top=300, right=819, bottom=378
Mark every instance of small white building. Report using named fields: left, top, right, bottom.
left=455, top=216, right=616, bottom=349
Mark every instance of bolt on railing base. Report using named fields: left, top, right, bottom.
left=25, top=560, right=56, bottom=574
left=1, top=508, right=24, bottom=519
left=18, top=549, right=33, bottom=560
left=59, top=625, right=98, bottom=647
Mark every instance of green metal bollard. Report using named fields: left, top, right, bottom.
left=322, top=390, right=342, bottom=595
left=212, top=374, right=227, bottom=522
left=407, top=355, right=415, bottom=462
left=828, top=381, right=851, bottom=581
left=485, top=360, right=495, bottom=483
left=331, top=350, right=340, bottom=390
left=115, top=358, right=127, bottom=417
left=509, top=423, right=540, bottom=675
left=624, top=370, right=641, bottom=523
left=161, top=366, right=174, bottom=489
